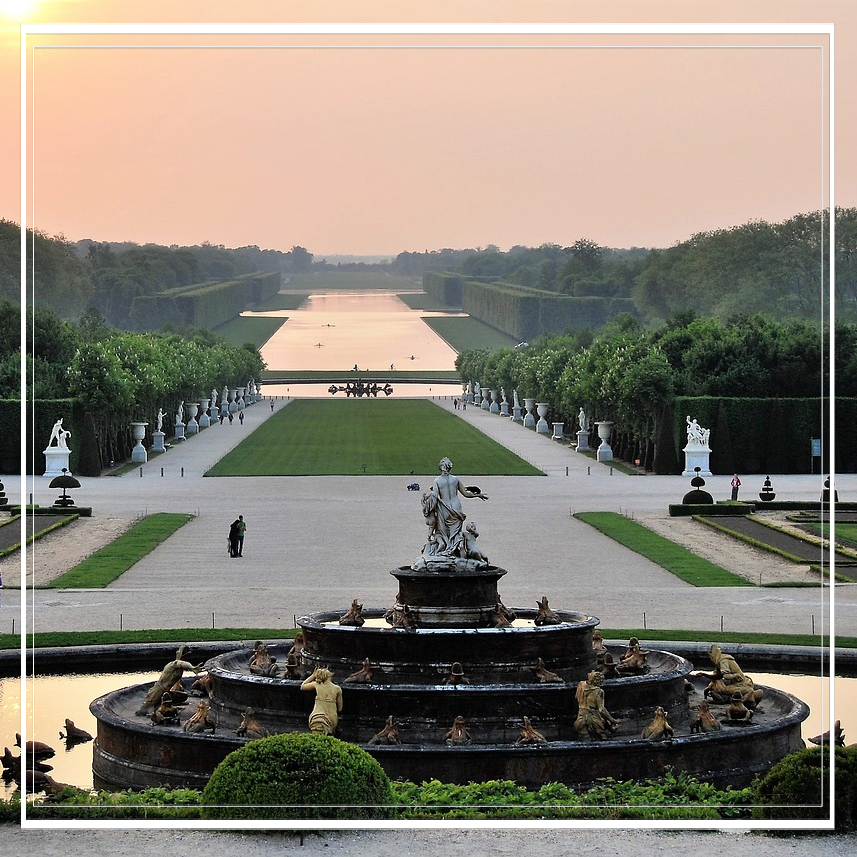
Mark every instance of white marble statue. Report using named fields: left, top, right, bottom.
left=578, top=408, right=590, bottom=432
left=686, top=415, right=710, bottom=447
left=156, top=409, right=166, bottom=432
left=48, top=418, right=70, bottom=449
left=176, top=401, right=184, bottom=425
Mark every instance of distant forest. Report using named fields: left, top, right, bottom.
left=0, top=208, right=854, bottom=328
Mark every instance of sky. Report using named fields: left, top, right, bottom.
left=1, top=1, right=851, bottom=257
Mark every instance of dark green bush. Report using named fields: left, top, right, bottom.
left=201, top=732, right=394, bottom=821
left=753, top=746, right=857, bottom=830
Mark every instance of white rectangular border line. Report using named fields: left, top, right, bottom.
left=20, top=20, right=835, bottom=832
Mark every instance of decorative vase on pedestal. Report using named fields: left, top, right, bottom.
left=229, top=389, right=238, bottom=413
left=481, top=387, right=491, bottom=410
left=523, top=397, right=536, bottom=428
left=490, top=389, right=500, bottom=414
left=198, top=398, right=210, bottom=428
left=185, top=403, right=200, bottom=435
left=595, top=421, right=614, bottom=462
left=237, top=387, right=246, bottom=410
left=536, top=402, right=550, bottom=434
left=130, top=422, right=148, bottom=463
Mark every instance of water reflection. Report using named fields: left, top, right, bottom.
left=1, top=671, right=847, bottom=797
left=256, top=291, right=463, bottom=373
left=1, top=672, right=156, bottom=799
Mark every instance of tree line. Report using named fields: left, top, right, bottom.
left=455, top=311, right=854, bottom=472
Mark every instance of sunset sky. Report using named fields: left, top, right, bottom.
left=2, top=2, right=852, bottom=257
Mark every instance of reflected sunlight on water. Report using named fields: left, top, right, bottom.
left=257, top=292, right=462, bottom=373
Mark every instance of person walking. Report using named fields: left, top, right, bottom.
left=730, top=474, right=742, bottom=501
left=239, top=410, right=244, bottom=425
left=228, top=517, right=240, bottom=557
left=228, top=411, right=233, bottom=425
left=236, top=514, right=246, bottom=556
left=270, top=399, right=274, bottom=412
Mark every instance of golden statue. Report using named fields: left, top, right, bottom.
left=301, top=668, right=343, bottom=735
left=573, top=670, right=619, bottom=740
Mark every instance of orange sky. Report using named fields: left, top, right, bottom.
left=2, top=2, right=851, bottom=256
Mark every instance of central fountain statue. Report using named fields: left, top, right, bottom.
left=90, top=460, right=810, bottom=794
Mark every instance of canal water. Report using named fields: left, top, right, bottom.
left=0, top=670, right=848, bottom=799
left=253, top=290, right=463, bottom=374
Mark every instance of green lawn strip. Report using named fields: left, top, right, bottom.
left=422, top=315, right=521, bottom=352
left=205, top=399, right=543, bottom=476
left=574, top=511, right=749, bottom=587
left=47, top=512, right=193, bottom=589
left=213, top=315, right=288, bottom=349
left=807, top=522, right=857, bottom=552
left=1, top=627, right=845, bottom=651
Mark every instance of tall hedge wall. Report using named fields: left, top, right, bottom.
left=453, top=279, right=637, bottom=341
left=671, top=397, right=853, bottom=475
left=422, top=271, right=464, bottom=307
left=0, top=398, right=97, bottom=476
left=129, top=271, right=281, bottom=331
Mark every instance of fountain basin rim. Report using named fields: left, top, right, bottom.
left=297, top=607, right=599, bottom=632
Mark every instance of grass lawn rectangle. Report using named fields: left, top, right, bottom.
left=575, top=511, right=749, bottom=587
left=48, top=513, right=193, bottom=589
left=422, top=315, right=520, bottom=352
left=205, top=399, right=543, bottom=476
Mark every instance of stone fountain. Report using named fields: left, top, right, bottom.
left=91, top=458, right=809, bottom=794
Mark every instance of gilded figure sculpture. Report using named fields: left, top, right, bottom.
left=136, top=645, right=201, bottom=716
left=699, top=644, right=763, bottom=707
left=301, top=668, right=343, bottom=735
left=515, top=716, right=547, bottom=745
left=642, top=706, right=674, bottom=741
left=573, top=671, right=619, bottom=740
left=183, top=699, right=217, bottom=733
left=445, top=715, right=472, bottom=745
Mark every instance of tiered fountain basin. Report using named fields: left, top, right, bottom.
left=91, top=565, right=809, bottom=793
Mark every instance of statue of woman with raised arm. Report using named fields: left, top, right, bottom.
left=422, top=457, right=488, bottom=558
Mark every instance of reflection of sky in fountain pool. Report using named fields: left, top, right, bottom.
left=2, top=670, right=846, bottom=798
left=256, top=291, right=463, bottom=374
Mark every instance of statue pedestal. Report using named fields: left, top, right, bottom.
left=682, top=446, right=712, bottom=477
left=174, top=422, right=186, bottom=442
left=152, top=431, right=166, bottom=453
left=43, top=446, right=71, bottom=478
left=511, top=405, right=523, bottom=423
left=576, top=429, right=590, bottom=452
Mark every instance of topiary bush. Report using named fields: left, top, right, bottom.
left=752, top=746, right=857, bottom=830
left=200, top=732, right=394, bottom=821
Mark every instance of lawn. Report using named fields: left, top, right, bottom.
left=204, top=399, right=544, bottom=476
left=48, top=513, right=193, bottom=589
left=422, top=315, right=520, bottom=353
left=574, top=511, right=749, bottom=587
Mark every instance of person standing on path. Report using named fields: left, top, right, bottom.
left=228, top=517, right=241, bottom=557
left=730, top=474, right=742, bottom=501
left=228, top=411, right=233, bottom=425
left=270, top=399, right=274, bottom=412
left=239, top=410, right=244, bottom=425
left=236, top=514, right=246, bottom=556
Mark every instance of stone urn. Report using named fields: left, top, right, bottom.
left=229, top=389, right=238, bottom=413
left=490, top=389, right=500, bottom=414
left=595, top=421, right=614, bottom=462
left=237, top=387, right=247, bottom=410
left=185, top=403, right=200, bottom=435
left=536, top=402, right=550, bottom=434
left=523, top=397, right=536, bottom=428
left=129, top=422, right=148, bottom=463
left=198, top=397, right=211, bottom=428
left=481, top=387, right=491, bottom=410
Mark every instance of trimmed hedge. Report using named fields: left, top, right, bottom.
left=200, top=732, right=394, bottom=821
left=753, top=745, right=857, bottom=830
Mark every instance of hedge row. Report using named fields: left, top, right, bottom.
left=128, top=271, right=280, bottom=331
left=670, top=397, right=853, bottom=475
left=422, top=271, right=464, bottom=307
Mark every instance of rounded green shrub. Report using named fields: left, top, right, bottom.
left=752, top=746, right=857, bottom=830
left=200, top=732, right=394, bottom=821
